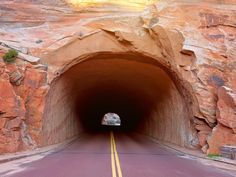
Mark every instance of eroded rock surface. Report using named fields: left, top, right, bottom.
left=0, top=50, right=48, bottom=152
left=0, top=0, right=235, bottom=155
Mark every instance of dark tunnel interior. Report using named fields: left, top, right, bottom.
left=76, top=83, right=155, bottom=132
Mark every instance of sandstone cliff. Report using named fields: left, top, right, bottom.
left=0, top=0, right=235, bottom=155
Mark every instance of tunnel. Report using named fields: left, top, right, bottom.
left=42, top=54, right=196, bottom=148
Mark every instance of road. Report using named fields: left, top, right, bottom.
left=0, top=132, right=235, bottom=177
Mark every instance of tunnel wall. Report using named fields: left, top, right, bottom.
left=141, top=82, right=193, bottom=147
left=42, top=73, right=81, bottom=146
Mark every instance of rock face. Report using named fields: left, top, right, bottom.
left=206, top=86, right=236, bottom=154
left=217, top=86, right=236, bottom=133
left=208, top=124, right=236, bottom=154
left=0, top=0, right=235, bottom=155
left=0, top=51, right=48, bottom=152
left=155, top=0, right=236, bottom=154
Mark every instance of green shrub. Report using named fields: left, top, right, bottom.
left=3, top=49, right=18, bottom=63
left=207, top=154, right=220, bottom=159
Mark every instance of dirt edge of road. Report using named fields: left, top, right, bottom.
left=145, top=134, right=236, bottom=174
left=0, top=135, right=81, bottom=164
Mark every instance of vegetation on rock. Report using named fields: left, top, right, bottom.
left=3, top=49, right=18, bottom=63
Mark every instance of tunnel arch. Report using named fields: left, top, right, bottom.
left=41, top=29, right=199, bottom=149
left=42, top=54, right=197, bottom=148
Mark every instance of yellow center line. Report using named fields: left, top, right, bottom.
left=112, top=133, right=123, bottom=177
left=111, top=132, right=117, bottom=177
left=110, top=131, right=123, bottom=177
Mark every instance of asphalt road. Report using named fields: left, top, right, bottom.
left=0, top=132, right=235, bottom=177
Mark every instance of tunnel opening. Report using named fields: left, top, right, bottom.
left=76, top=83, right=154, bottom=132
left=42, top=54, right=196, bottom=148
left=101, top=113, right=121, bottom=126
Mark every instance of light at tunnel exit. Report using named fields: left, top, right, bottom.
left=101, top=113, right=121, bottom=126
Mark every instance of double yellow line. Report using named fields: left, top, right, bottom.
left=110, top=131, right=123, bottom=177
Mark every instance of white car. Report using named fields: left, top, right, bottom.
left=101, top=113, right=121, bottom=126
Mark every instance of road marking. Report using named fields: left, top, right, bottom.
left=111, top=132, right=117, bottom=177
left=111, top=132, right=123, bottom=177
left=110, top=131, right=123, bottom=177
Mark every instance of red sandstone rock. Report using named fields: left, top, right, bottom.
left=6, top=117, right=22, bottom=130
left=0, top=118, right=7, bottom=129
left=0, top=77, right=24, bottom=118
left=207, top=124, right=236, bottom=155
left=24, top=68, right=47, bottom=89
left=195, top=125, right=212, bottom=132
left=0, top=0, right=235, bottom=155
left=201, top=144, right=209, bottom=154
left=193, top=118, right=207, bottom=125
left=217, top=86, right=236, bottom=133
left=0, top=66, right=25, bottom=152
left=198, top=132, right=209, bottom=147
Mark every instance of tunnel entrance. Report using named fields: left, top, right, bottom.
left=42, top=55, right=196, bottom=148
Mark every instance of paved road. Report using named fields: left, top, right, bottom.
left=0, top=132, right=235, bottom=177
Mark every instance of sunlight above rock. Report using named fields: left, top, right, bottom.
left=66, top=0, right=156, bottom=9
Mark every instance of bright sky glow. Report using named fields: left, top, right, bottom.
left=66, top=0, right=156, bottom=9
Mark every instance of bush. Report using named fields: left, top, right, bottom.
left=207, top=154, right=220, bottom=159
left=3, top=49, right=18, bottom=63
